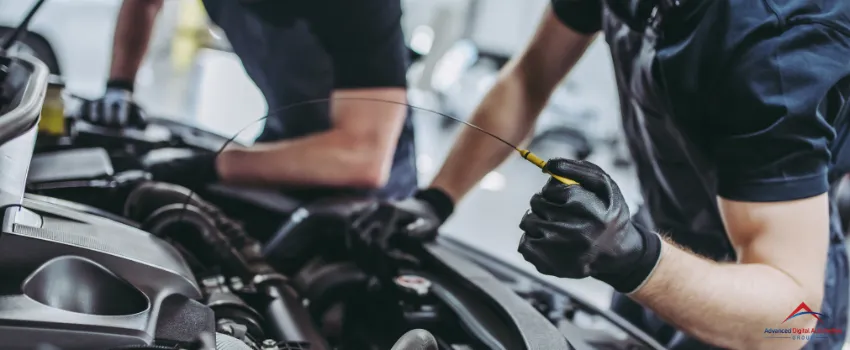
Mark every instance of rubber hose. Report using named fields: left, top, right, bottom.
left=143, top=203, right=253, bottom=279
left=126, top=182, right=272, bottom=276
left=124, top=182, right=205, bottom=221
left=260, top=280, right=328, bottom=350
left=293, top=260, right=368, bottom=320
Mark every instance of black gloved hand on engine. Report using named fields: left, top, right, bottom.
left=80, top=80, right=146, bottom=128
left=389, top=187, right=454, bottom=241
left=518, top=158, right=662, bottom=294
left=143, top=152, right=220, bottom=190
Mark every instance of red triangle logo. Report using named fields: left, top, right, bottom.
left=782, top=302, right=822, bottom=323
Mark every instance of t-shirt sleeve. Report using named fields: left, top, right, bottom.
left=709, top=24, right=850, bottom=202
left=309, top=0, right=408, bottom=89
left=550, top=0, right=603, bottom=34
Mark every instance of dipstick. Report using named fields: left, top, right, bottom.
left=517, top=149, right=579, bottom=186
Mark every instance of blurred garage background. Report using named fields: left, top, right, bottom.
left=0, top=0, right=641, bottom=309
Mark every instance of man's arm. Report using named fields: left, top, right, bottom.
left=217, top=88, right=407, bottom=188
left=631, top=195, right=829, bottom=350
left=431, top=4, right=598, bottom=202
left=109, top=0, right=163, bottom=83
left=628, top=22, right=850, bottom=349
left=216, top=0, right=409, bottom=188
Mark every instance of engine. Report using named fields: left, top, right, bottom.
left=0, top=196, right=210, bottom=348
left=0, top=54, right=343, bottom=350
left=0, top=52, right=523, bottom=349
left=3, top=49, right=664, bottom=350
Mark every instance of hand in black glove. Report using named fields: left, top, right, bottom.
left=388, top=188, right=455, bottom=241
left=142, top=151, right=220, bottom=190
left=518, top=158, right=662, bottom=294
left=80, top=81, right=146, bottom=128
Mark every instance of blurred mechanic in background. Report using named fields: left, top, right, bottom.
left=83, top=0, right=416, bottom=201
left=399, top=0, right=850, bottom=349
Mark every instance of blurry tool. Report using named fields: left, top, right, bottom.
left=172, top=0, right=208, bottom=72
left=39, top=75, right=65, bottom=136
left=390, top=329, right=439, bottom=350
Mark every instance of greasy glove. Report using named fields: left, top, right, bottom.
left=80, top=81, right=146, bottom=128
left=143, top=152, right=220, bottom=189
left=389, top=188, right=455, bottom=241
left=518, top=158, right=662, bottom=294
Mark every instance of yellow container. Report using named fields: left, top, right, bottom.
left=171, top=0, right=208, bottom=71
left=39, top=75, right=65, bottom=136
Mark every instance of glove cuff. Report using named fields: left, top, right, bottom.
left=602, top=225, right=662, bottom=294
left=106, top=79, right=134, bottom=93
left=414, top=187, right=454, bottom=223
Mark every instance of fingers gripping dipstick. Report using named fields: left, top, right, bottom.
left=517, top=149, right=579, bottom=186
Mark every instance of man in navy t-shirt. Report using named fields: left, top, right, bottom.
left=399, top=0, right=850, bottom=348
left=85, top=0, right=417, bottom=201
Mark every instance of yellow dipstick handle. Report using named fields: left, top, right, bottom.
left=517, top=149, right=579, bottom=186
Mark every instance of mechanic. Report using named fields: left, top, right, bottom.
left=397, top=0, right=850, bottom=349
left=84, top=0, right=416, bottom=201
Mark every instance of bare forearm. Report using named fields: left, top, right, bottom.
left=430, top=69, right=548, bottom=202
left=429, top=9, right=596, bottom=203
left=218, top=88, right=407, bottom=189
left=632, top=241, right=821, bottom=350
left=109, top=0, right=163, bottom=82
left=217, top=130, right=391, bottom=188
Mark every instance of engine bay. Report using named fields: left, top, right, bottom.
left=0, top=52, right=667, bottom=349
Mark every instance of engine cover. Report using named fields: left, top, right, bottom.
left=0, top=195, right=207, bottom=349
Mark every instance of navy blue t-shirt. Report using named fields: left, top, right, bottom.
left=551, top=0, right=850, bottom=255
left=550, top=0, right=850, bottom=347
left=200, top=0, right=417, bottom=200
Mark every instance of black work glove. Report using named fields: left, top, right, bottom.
left=518, top=158, right=662, bottom=294
left=80, top=80, right=147, bottom=128
left=388, top=188, right=455, bottom=241
left=143, top=152, right=220, bottom=190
